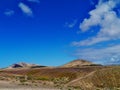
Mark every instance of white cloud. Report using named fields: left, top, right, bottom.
left=73, top=44, right=120, bottom=64
left=72, top=37, right=109, bottom=46
left=65, top=20, right=77, bottom=28
left=28, top=0, right=40, bottom=3
left=18, top=2, right=33, bottom=17
left=73, top=0, right=120, bottom=46
left=4, top=10, right=14, bottom=16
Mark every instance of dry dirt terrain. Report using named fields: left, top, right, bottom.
left=0, top=67, right=93, bottom=90
left=0, top=60, right=120, bottom=90
left=0, top=80, right=60, bottom=90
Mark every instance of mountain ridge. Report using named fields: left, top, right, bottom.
left=61, top=59, right=102, bottom=67
left=7, top=62, right=43, bottom=69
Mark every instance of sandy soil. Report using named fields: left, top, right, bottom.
left=0, top=81, right=59, bottom=90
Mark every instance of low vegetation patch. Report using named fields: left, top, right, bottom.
left=92, top=67, right=120, bottom=89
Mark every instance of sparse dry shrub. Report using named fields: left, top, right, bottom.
left=26, top=68, right=78, bottom=82
left=35, top=76, right=50, bottom=81
left=52, top=77, right=69, bottom=89
left=56, top=72, right=77, bottom=81
left=91, top=67, right=120, bottom=89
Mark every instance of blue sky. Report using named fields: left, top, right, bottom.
left=0, top=0, right=120, bottom=68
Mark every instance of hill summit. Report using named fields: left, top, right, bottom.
left=62, top=59, right=100, bottom=67
left=7, top=62, right=39, bottom=69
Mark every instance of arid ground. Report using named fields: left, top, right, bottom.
left=0, top=80, right=60, bottom=90
left=0, top=60, right=120, bottom=90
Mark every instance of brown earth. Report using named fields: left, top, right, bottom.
left=0, top=60, right=120, bottom=90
